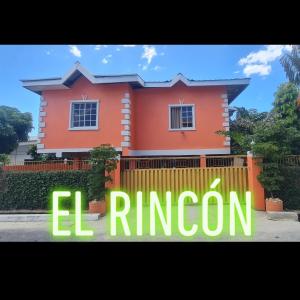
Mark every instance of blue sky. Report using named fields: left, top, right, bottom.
left=0, top=45, right=291, bottom=137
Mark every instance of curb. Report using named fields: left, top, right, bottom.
left=0, top=214, right=100, bottom=222
left=267, top=211, right=299, bottom=222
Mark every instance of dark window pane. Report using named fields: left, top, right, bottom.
left=85, top=120, right=91, bottom=126
left=85, top=115, right=91, bottom=121
left=86, top=103, right=91, bottom=109
left=91, top=115, right=96, bottom=121
left=73, top=121, right=79, bottom=127
left=91, top=109, right=96, bottom=115
left=91, top=121, right=96, bottom=126
left=74, top=104, right=80, bottom=110
left=79, top=121, right=84, bottom=127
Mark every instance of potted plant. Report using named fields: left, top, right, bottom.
left=258, top=162, right=284, bottom=211
left=87, top=144, right=119, bottom=215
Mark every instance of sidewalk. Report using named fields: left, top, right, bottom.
left=0, top=210, right=299, bottom=241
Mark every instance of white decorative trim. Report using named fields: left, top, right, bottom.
left=121, top=108, right=131, bottom=114
left=39, top=107, right=44, bottom=112
left=224, top=108, right=229, bottom=113
left=225, top=136, right=231, bottom=141
left=225, top=127, right=230, bottom=131
left=121, top=130, right=130, bottom=136
left=37, top=144, right=44, bottom=149
left=121, top=119, right=130, bottom=125
left=222, top=103, right=228, bottom=108
left=124, top=125, right=130, bottom=131
left=40, top=101, right=47, bottom=107
left=39, top=111, right=46, bottom=117
left=223, top=98, right=228, bottom=103
left=223, top=122, right=229, bottom=127
left=222, top=112, right=229, bottom=117
left=121, top=98, right=130, bottom=104
left=129, top=148, right=231, bottom=156
left=124, top=136, right=130, bottom=142
left=39, top=117, right=43, bottom=122
left=124, top=114, right=130, bottom=120
left=121, top=141, right=131, bottom=147
left=38, top=133, right=45, bottom=138
left=221, top=94, right=227, bottom=99
left=124, top=93, right=130, bottom=98
left=224, top=141, right=230, bottom=146
left=39, top=122, right=45, bottom=128
left=124, top=103, right=130, bottom=109
left=225, top=117, right=229, bottom=122
left=37, top=147, right=122, bottom=154
left=39, top=128, right=43, bottom=133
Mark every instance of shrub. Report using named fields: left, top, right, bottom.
left=87, top=145, right=119, bottom=201
left=277, top=166, right=300, bottom=210
left=0, top=170, right=90, bottom=210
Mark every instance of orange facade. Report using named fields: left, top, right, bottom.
left=39, top=77, right=230, bottom=156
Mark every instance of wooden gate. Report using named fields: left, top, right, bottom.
left=121, top=165, right=249, bottom=205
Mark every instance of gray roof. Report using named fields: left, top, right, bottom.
left=21, top=62, right=250, bottom=103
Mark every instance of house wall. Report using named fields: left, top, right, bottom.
left=40, top=77, right=130, bottom=151
left=133, top=82, right=228, bottom=152
left=39, top=78, right=229, bottom=155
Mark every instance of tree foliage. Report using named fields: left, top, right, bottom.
left=280, top=45, right=300, bottom=86
left=87, top=145, right=119, bottom=201
left=0, top=106, right=33, bottom=154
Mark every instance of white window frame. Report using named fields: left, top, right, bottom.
left=69, top=100, right=99, bottom=131
left=168, top=104, right=196, bottom=131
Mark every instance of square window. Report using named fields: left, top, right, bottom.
left=170, top=105, right=194, bottom=130
left=71, top=101, right=98, bottom=128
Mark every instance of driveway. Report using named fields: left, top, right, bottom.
left=0, top=209, right=299, bottom=242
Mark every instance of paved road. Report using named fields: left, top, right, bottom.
left=0, top=210, right=299, bottom=242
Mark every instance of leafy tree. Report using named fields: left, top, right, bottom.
left=272, top=82, right=299, bottom=126
left=87, top=145, right=119, bottom=201
left=217, top=107, right=267, bottom=154
left=0, top=106, right=33, bottom=154
left=280, top=45, right=300, bottom=86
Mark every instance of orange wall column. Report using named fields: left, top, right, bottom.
left=247, top=152, right=265, bottom=211
left=200, top=155, right=206, bottom=168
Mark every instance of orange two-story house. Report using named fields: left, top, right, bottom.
left=22, top=62, right=250, bottom=159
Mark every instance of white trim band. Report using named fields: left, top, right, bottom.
left=129, top=148, right=231, bottom=156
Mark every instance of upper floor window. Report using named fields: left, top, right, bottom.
left=169, top=104, right=195, bottom=130
left=70, top=100, right=99, bottom=130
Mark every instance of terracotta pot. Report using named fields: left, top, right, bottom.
left=89, top=200, right=106, bottom=215
left=266, top=198, right=283, bottom=212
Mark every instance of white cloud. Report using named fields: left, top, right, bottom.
left=141, top=45, right=157, bottom=65
left=152, top=65, right=162, bottom=71
left=95, top=45, right=108, bottom=50
left=101, top=54, right=112, bottom=64
left=160, top=52, right=165, bottom=56
left=238, top=45, right=292, bottom=77
left=233, top=70, right=240, bottom=74
left=122, top=45, right=136, bottom=47
left=46, top=50, right=51, bottom=55
left=69, top=45, right=81, bottom=57
left=142, top=65, right=148, bottom=71
left=116, top=48, right=121, bottom=51
left=243, top=64, right=271, bottom=77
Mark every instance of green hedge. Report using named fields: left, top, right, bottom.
left=0, top=170, right=90, bottom=210
left=278, top=166, right=300, bottom=210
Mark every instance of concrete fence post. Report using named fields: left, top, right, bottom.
left=200, top=155, right=206, bottom=168
left=247, top=152, right=266, bottom=211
